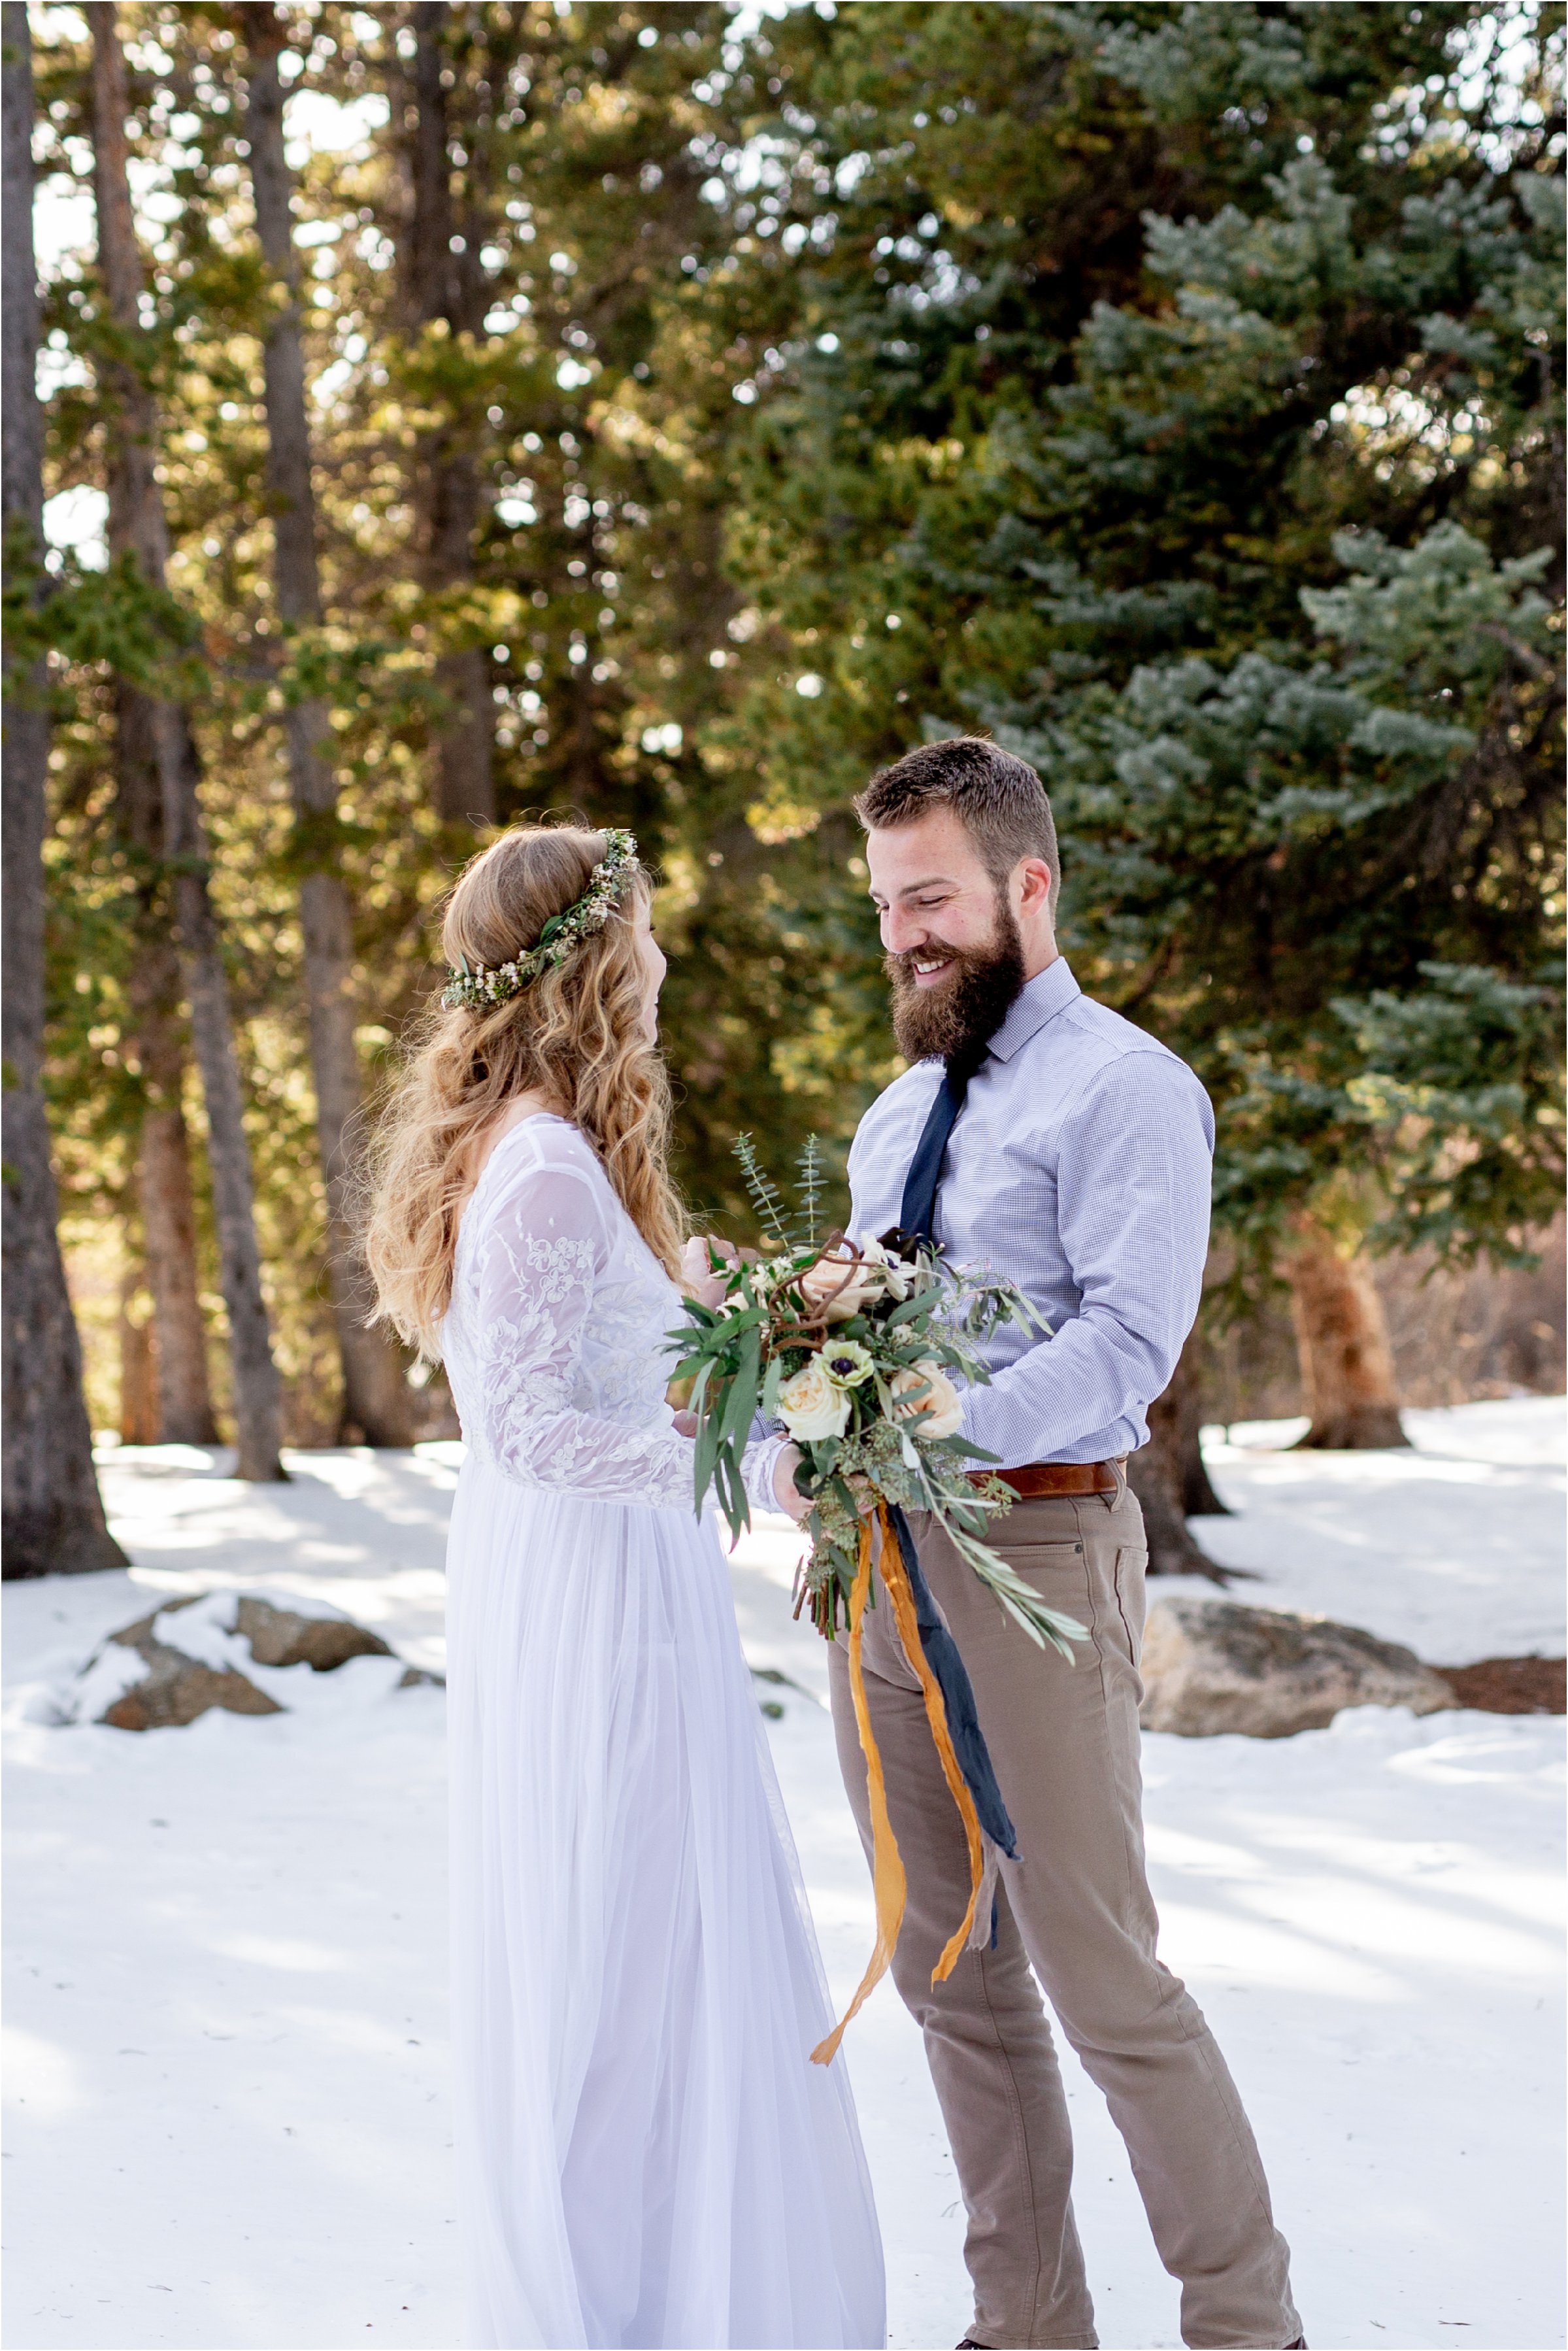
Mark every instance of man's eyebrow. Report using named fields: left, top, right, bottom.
left=869, top=873, right=959, bottom=898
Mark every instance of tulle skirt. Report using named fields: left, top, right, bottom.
left=445, top=1462, right=886, bottom=2350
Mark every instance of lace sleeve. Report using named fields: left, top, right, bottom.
left=467, top=1157, right=700, bottom=1510
left=742, top=1432, right=791, bottom=1517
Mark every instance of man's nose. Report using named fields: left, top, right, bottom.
left=881, top=905, right=924, bottom=954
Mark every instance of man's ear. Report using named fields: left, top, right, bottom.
left=1014, top=856, right=1055, bottom=918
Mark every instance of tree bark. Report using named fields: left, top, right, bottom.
left=1286, top=1217, right=1410, bottom=1449
left=1127, top=1328, right=1237, bottom=1581
left=136, top=1032, right=218, bottom=1443
left=113, top=673, right=218, bottom=1444
left=403, top=0, right=493, bottom=829
left=118, top=1272, right=160, bottom=1447
left=242, top=6, right=417, bottom=1445
left=1, top=3, right=125, bottom=1578
left=90, top=7, right=286, bottom=1480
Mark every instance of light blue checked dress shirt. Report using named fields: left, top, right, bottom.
left=846, top=956, right=1214, bottom=1470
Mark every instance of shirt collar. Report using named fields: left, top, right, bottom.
left=986, top=956, right=1082, bottom=1064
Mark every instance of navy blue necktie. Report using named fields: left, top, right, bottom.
left=898, top=1062, right=970, bottom=1246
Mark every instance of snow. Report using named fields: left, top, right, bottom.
left=4, top=1398, right=1563, bottom=2351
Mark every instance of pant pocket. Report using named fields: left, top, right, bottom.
left=1112, top=1545, right=1148, bottom=1661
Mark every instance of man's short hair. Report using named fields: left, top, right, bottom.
left=854, top=737, right=1060, bottom=915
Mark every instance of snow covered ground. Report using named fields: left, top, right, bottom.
left=4, top=1398, right=1563, bottom=2351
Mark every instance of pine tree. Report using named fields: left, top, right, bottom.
left=714, top=1, right=1565, bottom=1462
left=88, top=3, right=285, bottom=1478
left=3, top=0, right=124, bottom=1576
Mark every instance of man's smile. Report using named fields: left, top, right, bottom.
left=909, top=950, right=958, bottom=988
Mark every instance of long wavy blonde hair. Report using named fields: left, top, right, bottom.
left=365, top=824, right=686, bottom=1358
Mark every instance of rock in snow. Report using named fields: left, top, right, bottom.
left=1139, top=1595, right=1458, bottom=1738
left=72, top=1590, right=437, bottom=1732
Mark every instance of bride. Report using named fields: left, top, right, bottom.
left=365, top=823, right=885, bottom=2351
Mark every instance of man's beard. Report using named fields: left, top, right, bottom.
left=886, top=898, right=1027, bottom=1075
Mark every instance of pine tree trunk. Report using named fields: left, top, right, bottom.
left=114, top=677, right=218, bottom=1446
left=1286, top=1217, right=1409, bottom=1449
left=1, top=5, right=125, bottom=1580
left=137, top=1079, right=218, bottom=1444
left=1127, top=1330, right=1233, bottom=1580
left=242, top=8, right=416, bottom=1446
left=1164, top=1327, right=1231, bottom=1517
left=404, top=1, right=493, bottom=830
left=1128, top=1326, right=1241, bottom=1580
left=118, top=1272, right=160, bottom=1447
left=90, top=8, right=286, bottom=1481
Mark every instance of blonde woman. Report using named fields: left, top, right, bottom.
left=366, top=825, right=884, bottom=2351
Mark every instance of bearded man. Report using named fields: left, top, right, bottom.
left=834, top=738, right=1303, bottom=2351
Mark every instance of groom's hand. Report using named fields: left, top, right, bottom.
left=771, top=1446, right=877, bottom=1523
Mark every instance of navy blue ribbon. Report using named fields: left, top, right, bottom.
left=886, top=1503, right=1018, bottom=1869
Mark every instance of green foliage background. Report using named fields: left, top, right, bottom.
left=24, top=0, right=1564, bottom=1436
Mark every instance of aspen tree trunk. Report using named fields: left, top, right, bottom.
left=90, top=8, right=285, bottom=1480
left=1286, top=1217, right=1409, bottom=1449
left=241, top=6, right=416, bottom=1445
left=405, top=0, right=493, bottom=829
left=113, top=677, right=218, bottom=1444
left=1, top=3, right=125, bottom=1578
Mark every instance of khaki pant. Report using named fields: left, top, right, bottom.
left=828, top=1475, right=1301, bottom=2350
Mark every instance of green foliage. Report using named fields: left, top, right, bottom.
left=713, top=0, right=1565, bottom=1272
left=25, top=0, right=1565, bottom=1437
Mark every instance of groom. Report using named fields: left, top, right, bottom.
left=831, top=739, right=1303, bottom=2351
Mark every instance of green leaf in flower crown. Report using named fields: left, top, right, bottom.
left=537, top=913, right=567, bottom=948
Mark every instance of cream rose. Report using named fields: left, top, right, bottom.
left=777, top=1355, right=852, bottom=1442
left=890, top=1359, right=965, bottom=1441
left=799, top=1245, right=883, bottom=1323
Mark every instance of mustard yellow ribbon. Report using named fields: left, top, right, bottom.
left=811, top=1504, right=988, bottom=2067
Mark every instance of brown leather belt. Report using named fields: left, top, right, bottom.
left=969, top=1459, right=1122, bottom=1498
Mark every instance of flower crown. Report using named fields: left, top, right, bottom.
left=441, top=828, right=641, bottom=1011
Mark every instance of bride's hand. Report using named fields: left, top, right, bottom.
left=680, top=1233, right=740, bottom=1312
left=772, top=1442, right=812, bottom=1523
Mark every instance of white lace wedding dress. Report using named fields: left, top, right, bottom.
left=440, top=1113, right=886, bottom=2350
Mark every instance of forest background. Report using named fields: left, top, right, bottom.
left=3, top=0, right=1563, bottom=1578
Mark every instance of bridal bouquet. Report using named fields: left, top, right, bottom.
left=669, top=1138, right=1086, bottom=2063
